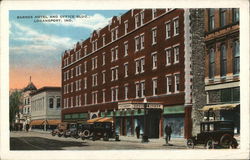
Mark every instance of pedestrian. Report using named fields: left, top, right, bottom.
left=135, top=125, right=141, bottom=139
left=25, top=124, right=29, bottom=132
left=165, top=123, right=172, bottom=144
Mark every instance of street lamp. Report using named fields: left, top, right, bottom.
left=142, top=97, right=149, bottom=143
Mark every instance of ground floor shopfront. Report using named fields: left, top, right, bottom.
left=30, top=119, right=61, bottom=131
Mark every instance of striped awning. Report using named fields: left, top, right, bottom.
left=200, top=103, right=240, bottom=111
left=87, top=117, right=113, bottom=123
left=87, top=117, right=103, bottom=123
left=30, top=120, right=44, bottom=125
left=30, top=120, right=61, bottom=126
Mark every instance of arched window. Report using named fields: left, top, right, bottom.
left=209, top=48, right=215, bottom=78
left=220, top=44, right=227, bottom=77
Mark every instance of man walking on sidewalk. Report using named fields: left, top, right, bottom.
left=165, top=123, right=172, bottom=144
left=135, top=125, right=141, bottom=139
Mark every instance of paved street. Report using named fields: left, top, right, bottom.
left=10, top=131, right=191, bottom=150
left=10, top=131, right=240, bottom=150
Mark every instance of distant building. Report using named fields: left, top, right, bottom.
left=204, top=8, right=240, bottom=133
left=30, top=87, right=61, bottom=131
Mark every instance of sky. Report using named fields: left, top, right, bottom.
left=9, top=10, right=127, bottom=89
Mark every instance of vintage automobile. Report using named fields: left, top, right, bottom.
left=80, top=117, right=120, bottom=141
left=51, top=122, right=68, bottom=137
left=186, top=120, right=238, bottom=149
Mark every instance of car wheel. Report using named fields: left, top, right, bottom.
left=220, top=134, right=232, bottom=148
left=205, top=139, right=215, bottom=149
left=186, top=139, right=194, bottom=149
left=229, top=138, right=238, bottom=149
left=58, top=133, right=62, bottom=137
left=83, top=129, right=90, bottom=138
left=52, top=132, right=56, bottom=136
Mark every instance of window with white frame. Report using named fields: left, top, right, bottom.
left=174, top=46, right=179, bottom=63
left=175, top=74, right=180, bottom=93
left=124, top=85, right=128, bottom=100
left=92, top=92, right=98, bottom=104
left=102, top=90, right=105, bottom=102
left=111, top=66, right=118, bottom=81
left=92, top=74, right=98, bottom=86
left=166, top=48, right=172, bottom=66
left=71, top=97, right=73, bottom=107
left=135, top=14, right=140, bottom=28
left=71, top=82, right=73, bottom=92
left=124, top=42, right=128, bottom=56
left=135, top=82, right=140, bottom=98
left=124, top=63, right=128, bottom=77
left=102, top=71, right=106, bottom=84
left=140, top=11, right=144, bottom=25
left=173, top=18, right=179, bottom=36
left=136, top=81, right=145, bottom=98
left=92, top=57, right=98, bottom=70
left=84, top=93, right=87, bottom=105
left=84, top=77, right=87, bottom=89
left=152, top=9, right=157, bottom=19
left=76, top=96, right=78, bottom=107
left=111, top=87, right=118, bottom=102
left=141, top=81, right=145, bottom=97
left=84, top=61, right=87, bottom=73
left=102, top=53, right=105, bottom=65
left=166, top=75, right=172, bottom=94
left=75, top=66, right=78, bottom=76
left=124, top=21, right=128, bottom=34
left=79, top=79, right=81, bottom=90
left=152, top=28, right=157, bottom=45
left=92, top=40, right=97, bottom=52
left=140, top=34, right=145, bottom=49
left=115, top=47, right=118, bottom=60
left=76, top=81, right=78, bottom=91
left=84, top=46, right=87, bottom=56
left=79, top=64, right=82, bottom=75
left=152, top=53, right=157, bottom=69
left=135, top=57, right=145, bottom=74
left=141, top=58, right=145, bottom=72
left=135, top=36, right=140, bottom=51
left=102, top=35, right=106, bottom=46
left=67, top=84, right=69, bottom=93
left=64, top=99, right=66, bottom=108
left=71, top=68, right=73, bottom=78
left=152, top=78, right=157, bottom=96
left=111, top=27, right=118, bottom=41
left=79, top=95, right=81, bottom=106
left=166, top=22, right=171, bottom=39
left=64, top=85, right=66, bottom=94
left=111, top=48, right=115, bottom=62
left=135, top=60, right=140, bottom=74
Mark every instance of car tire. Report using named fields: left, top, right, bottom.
left=186, top=139, right=194, bottom=149
left=58, top=133, right=62, bottom=137
left=205, top=139, right=215, bottom=149
left=83, top=129, right=90, bottom=138
left=220, top=134, right=232, bottom=148
left=229, top=138, right=238, bottom=149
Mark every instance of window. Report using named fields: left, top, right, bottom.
left=135, top=82, right=140, bottom=98
left=111, top=87, right=118, bottom=101
left=152, top=28, right=157, bottom=44
left=135, top=36, right=140, bottom=51
left=124, top=42, right=128, bottom=56
left=124, top=85, right=128, bottom=100
left=173, top=18, right=179, bottom=36
left=79, top=79, right=81, bottom=90
left=49, top=98, right=53, bottom=108
left=67, top=84, right=69, bottom=93
left=75, top=80, right=78, bottom=91
left=174, top=46, right=180, bottom=63
left=141, top=81, right=145, bottom=97
left=71, top=82, right=73, bottom=92
left=124, top=21, right=128, bottom=34
left=152, top=78, right=157, bottom=96
left=111, top=27, right=118, bottom=41
left=175, top=74, right=180, bottom=93
left=102, top=35, right=106, bottom=46
left=140, top=11, right=144, bottom=24
left=209, top=48, right=215, bottom=79
left=124, top=63, right=128, bottom=77
left=232, top=8, right=239, bottom=22
left=166, top=48, right=172, bottom=65
left=102, top=53, right=105, bottom=65
left=220, top=44, right=227, bottom=77
left=92, top=74, right=98, bottom=86
left=76, top=96, right=78, bottom=107
left=111, top=66, right=118, bottom=81
left=208, top=9, right=215, bottom=31
left=92, top=57, right=98, bottom=70
left=84, top=93, right=87, bottom=105
left=84, top=61, right=87, bottom=73
left=233, top=40, right=240, bottom=75
left=64, top=99, right=66, bottom=108
left=102, top=90, right=105, bottom=102
left=79, top=95, right=81, bottom=106
left=102, top=71, right=106, bottom=84
left=152, top=9, right=157, bottom=19
left=92, top=40, right=97, bottom=52
left=140, top=34, right=144, bottom=49
left=111, top=48, right=118, bottom=61
left=84, top=46, right=87, bottom=56
left=71, top=68, right=73, bottom=78
left=152, top=53, right=157, bottom=69
left=115, top=47, right=118, bottom=60
left=92, top=92, right=98, bottom=104
left=84, top=77, right=87, bottom=89
left=75, top=66, right=78, bottom=76
left=135, top=14, right=140, bottom=28
left=79, top=64, right=82, bottom=75
left=166, top=22, right=171, bottom=39
left=220, top=8, right=227, bottom=27
left=135, top=57, right=145, bottom=74
left=64, top=85, right=66, bottom=94
left=166, top=76, right=172, bottom=94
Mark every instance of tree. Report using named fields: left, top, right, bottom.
left=9, top=90, right=22, bottom=124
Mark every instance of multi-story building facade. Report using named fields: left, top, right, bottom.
left=30, top=87, right=61, bottom=131
left=204, top=8, right=240, bottom=133
left=61, top=9, right=195, bottom=138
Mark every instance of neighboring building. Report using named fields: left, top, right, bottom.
left=30, top=87, right=61, bottom=131
left=61, top=9, right=197, bottom=138
left=15, top=77, right=37, bottom=130
left=204, top=8, right=240, bottom=133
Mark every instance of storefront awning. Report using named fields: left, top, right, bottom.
left=46, top=120, right=61, bottom=125
left=200, top=103, right=240, bottom=111
left=30, top=120, right=44, bottom=125
left=87, top=117, right=113, bottom=123
left=163, top=105, right=184, bottom=114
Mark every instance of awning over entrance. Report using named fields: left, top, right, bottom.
left=163, top=105, right=185, bottom=114
left=200, top=103, right=240, bottom=111
left=87, top=117, right=113, bottom=123
left=46, top=120, right=61, bottom=125
left=30, top=120, right=44, bottom=125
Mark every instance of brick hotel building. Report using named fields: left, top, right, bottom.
left=61, top=9, right=195, bottom=138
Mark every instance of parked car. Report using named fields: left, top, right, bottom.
left=78, top=123, right=94, bottom=140
left=63, top=123, right=79, bottom=138
left=186, top=120, right=238, bottom=149
left=51, top=122, right=68, bottom=137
